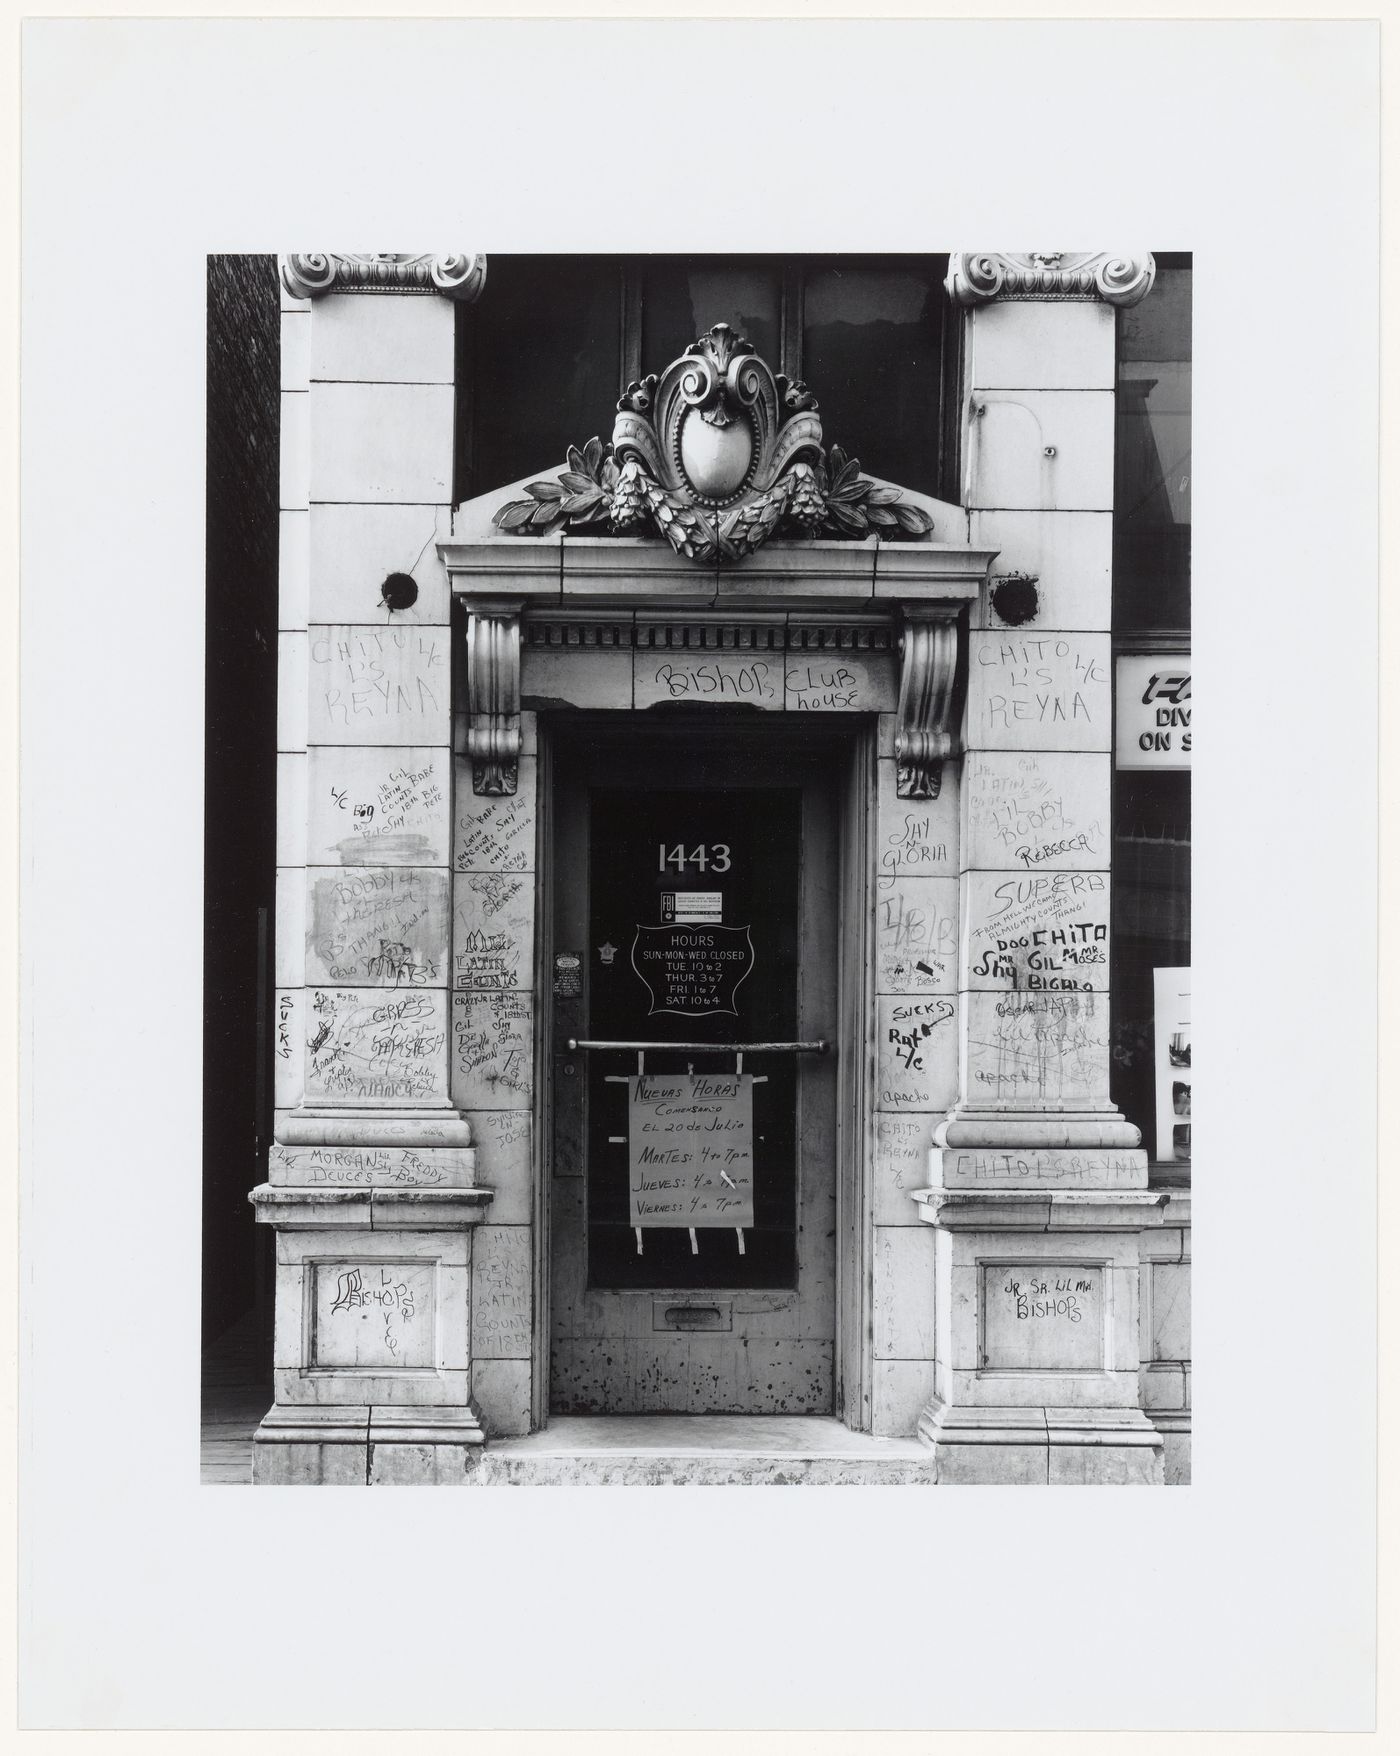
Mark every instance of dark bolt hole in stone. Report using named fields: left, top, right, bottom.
left=990, top=574, right=1039, bottom=627
left=380, top=571, right=419, bottom=612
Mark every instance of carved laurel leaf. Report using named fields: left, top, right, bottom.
left=494, top=500, right=537, bottom=532
left=718, top=480, right=792, bottom=560
left=827, top=500, right=869, bottom=535
left=583, top=436, right=605, bottom=478
left=835, top=467, right=864, bottom=500
left=892, top=502, right=934, bottom=534
left=644, top=482, right=715, bottom=562
left=866, top=505, right=898, bottom=528
left=525, top=481, right=565, bottom=502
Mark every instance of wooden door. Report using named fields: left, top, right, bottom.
left=548, top=721, right=841, bottom=1415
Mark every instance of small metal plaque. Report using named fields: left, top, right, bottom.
left=661, top=890, right=723, bottom=924
left=553, top=951, right=582, bottom=997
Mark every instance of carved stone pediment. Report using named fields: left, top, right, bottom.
left=493, top=324, right=934, bottom=566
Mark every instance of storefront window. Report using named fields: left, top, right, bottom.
left=640, top=258, right=783, bottom=379
left=1113, top=257, right=1191, bottom=632
left=801, top=260, right=944, bottom=497
left=1110, top=255, right=1192, bottom=1170
left=457, top=254, right=952, bottom=502
left=459, top=255, right=623, bottom=500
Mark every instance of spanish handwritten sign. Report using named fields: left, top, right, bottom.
left=627, top=1073, right=755, bottom=1228
left=631, top=925, right=754, bottom=1017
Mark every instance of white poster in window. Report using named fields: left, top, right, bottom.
left=1153, top=966, right=1191, bottom=1163
left=1116, top=654, right=1191, bottom=769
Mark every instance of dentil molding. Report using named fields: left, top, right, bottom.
left=945, top=252, right=1155, bottom=308
left=279, top=253, right=488, bottom=302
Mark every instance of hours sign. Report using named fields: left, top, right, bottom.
left=631, top=924, right=755, bottom=1017
left=626, top=1072, right=755, bottom=1229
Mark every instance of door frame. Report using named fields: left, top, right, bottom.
left=530, top=709, right=878, bottom=1432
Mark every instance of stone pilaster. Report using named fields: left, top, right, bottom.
left=915, top=255, right=1163, bottom=1483
left=252, top=260, right=494, bottom=1486
left=451, top=704, right=540, bottom=1440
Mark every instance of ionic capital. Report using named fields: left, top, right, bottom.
left=278, top=253, right=488, bottom=302
left=946, top=252, right=1155, bottom=308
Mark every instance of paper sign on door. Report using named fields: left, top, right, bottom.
left=627, top=1073, right=755, bottom=1228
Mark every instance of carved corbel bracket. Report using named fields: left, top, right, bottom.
left=279, top=253, right=488, bottom=302
left=465, top=602, right=522, bottom=795
left=895, top=608, right=961, bottom=799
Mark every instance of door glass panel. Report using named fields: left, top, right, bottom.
left=586, top=787, right=800, bottom=1290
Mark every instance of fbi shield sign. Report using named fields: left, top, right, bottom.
left=631, top=924, right=755, bottom=1018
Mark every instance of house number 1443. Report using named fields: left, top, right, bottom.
left=658, top=843, right=731, bottom=873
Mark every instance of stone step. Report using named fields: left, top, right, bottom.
left=476, top=1415, right=936, bottom=1486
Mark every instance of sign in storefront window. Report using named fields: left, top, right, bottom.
left=1153, top=967, right=1191, bottom=1163
left=1115, top=653, right=1192, bottom=769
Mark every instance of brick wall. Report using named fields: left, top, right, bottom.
left=204, top=254, right=280, bottom=1343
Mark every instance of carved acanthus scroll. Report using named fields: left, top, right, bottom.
left=465, top=604, right=522, bottom=795
left=895, top=609, right=961, bottom=799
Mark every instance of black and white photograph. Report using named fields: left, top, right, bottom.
left=19, top=14, right=1380, bottom=1740
left=203, top=246, right=1195, bottom=1488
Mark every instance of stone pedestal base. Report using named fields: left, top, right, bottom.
left=248, top=1182, right=495, bottom=1486
left=1150, top=1410, right=1192, bottom=1486
left=911, top=1184, right=1168, bottom=1484
left=252, top=1403, right=486, bottom=1486
left=919, top=1399, right=1163, bottom=1485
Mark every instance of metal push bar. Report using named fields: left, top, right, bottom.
left=566, top=1039, right=827, bottom=1054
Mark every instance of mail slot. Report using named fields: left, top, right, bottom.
left=654, top=1299, right=732, bottom=1332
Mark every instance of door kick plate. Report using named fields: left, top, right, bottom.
left=653, top=1298, right=733, bottom=1333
